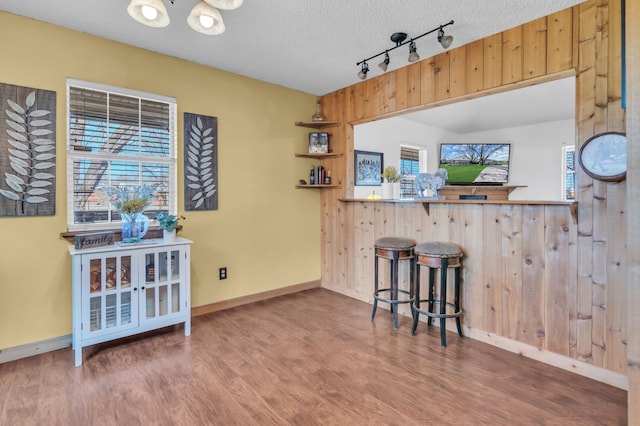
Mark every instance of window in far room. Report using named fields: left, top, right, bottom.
left=399, top=146, right=427, bottom=199
left=562, top=145, right=576, bottom=201
left=66, top=79, right=177, bottom=231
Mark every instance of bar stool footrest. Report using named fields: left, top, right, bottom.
left=412, top=299, right=461, bottom=319
left=373, top=288, right=415, bottom=305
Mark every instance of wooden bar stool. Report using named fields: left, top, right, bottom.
left=411, top=241, right=463, bottom=346
left=371, top=237, right=417, bottom=330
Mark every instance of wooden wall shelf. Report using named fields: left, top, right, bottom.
left=296, top=184, right=340, bottom=189
left=295, top=121, right=340, bottom=129
left=295, top=153, right=342, bottom=159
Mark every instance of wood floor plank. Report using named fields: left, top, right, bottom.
left=0, top=288, right=627, bottom=425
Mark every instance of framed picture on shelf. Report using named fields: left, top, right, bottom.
left=354, top=150, right=383, bottom=186
left=308, top=132, right=329, bottom=153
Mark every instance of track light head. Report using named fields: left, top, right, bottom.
left=358, top=62, right=370, bottom=80
left=438, top=28, right=454, bottom=49
left=378, top=52, right=390, bottom=72
left=408, top=41, right=420, bottom=62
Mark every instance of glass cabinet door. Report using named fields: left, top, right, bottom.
left=141, top=248, right=183, bottom=322
left=83, top=252, right=139, bottom=339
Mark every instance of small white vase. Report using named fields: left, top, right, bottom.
left=163, top=229, right=177, bottom=242
left=381, top=182, right=393, bottom=199
left=392, top=182, right=401, bottom=199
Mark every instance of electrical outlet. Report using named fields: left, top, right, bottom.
left=219, top=267, right=227, bottom=280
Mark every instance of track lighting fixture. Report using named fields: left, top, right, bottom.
left=127, top=0, right=242, bottom=35
left=358, top=62, right=370, bottom=80
left=356, top=20, right=454, bottom=80
left=438, top=27, right=454, bottom=49
left=378, top=52, right=390, bottom=72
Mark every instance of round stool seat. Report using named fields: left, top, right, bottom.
left=371, top=237, right=417, bottom=330
left=411, top=241, right=464, bottom=347
left=415, top=241, right=462, bottom=258
left=375, top=237, right=417, bottom=250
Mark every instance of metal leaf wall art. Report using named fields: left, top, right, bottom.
left=184, top=113, right=218, bottom=210
left=0, top=84, right=56, bottom=217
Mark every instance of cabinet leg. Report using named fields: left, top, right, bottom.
left=185, top=318, right=191, bottom=336
left=75, top=347, right=82, bottom=367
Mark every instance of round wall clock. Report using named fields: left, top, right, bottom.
left=578, top=132, right=627, bottom=182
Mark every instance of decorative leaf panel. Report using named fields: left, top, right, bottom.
left=184, top=113, right=218, bottom=211
left=0, top=82, right=56, bottom=217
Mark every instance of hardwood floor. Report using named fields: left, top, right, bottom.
left=0, top=288, right=627, bottom=425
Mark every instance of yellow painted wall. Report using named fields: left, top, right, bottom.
left=0, top=12, right=320, bottom=349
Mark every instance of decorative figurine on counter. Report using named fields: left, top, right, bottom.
left=415, top=168, right=448, bottom=199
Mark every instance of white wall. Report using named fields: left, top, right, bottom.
left=459, top=119, right=575, bottom=200
left=353, top=118, right=458, bottom=199
left=355, top=117, right=575, bottom=201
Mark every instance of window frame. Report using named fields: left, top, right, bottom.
left=66, top=79, right=177, bottom=231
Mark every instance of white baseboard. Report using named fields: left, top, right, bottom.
left=0, top=334, right=71, bottom=364
left=463, top=327, right=628, bottom=390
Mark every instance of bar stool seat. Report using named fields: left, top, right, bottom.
left=371, top=237, right=417, bottom=330
left=411, top=241, right=463, bottom=346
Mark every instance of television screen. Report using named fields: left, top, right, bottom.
left=439, top=143, right=511, bottom=185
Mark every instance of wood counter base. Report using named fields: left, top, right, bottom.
left=321, top=200, right=614, bottom=384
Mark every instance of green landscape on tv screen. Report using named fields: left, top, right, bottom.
left=439, top=143, right=511, bottom=184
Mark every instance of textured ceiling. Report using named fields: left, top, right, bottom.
left=0, top=0, right=585, bottom=96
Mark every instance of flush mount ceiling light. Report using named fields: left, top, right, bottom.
left=356, top=20, right=454, bottom=80
left=204, top=0, right=243, bottom=10
left=127, top=0, right=242, bottom=35
left=127, top=0, right=170, bottom=27
left=188, top=2, right=225, bottom=35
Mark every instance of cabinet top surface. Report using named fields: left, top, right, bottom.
left=68, top=237, right=193, bottom=255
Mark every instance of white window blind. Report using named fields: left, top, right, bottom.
left=562, top=145, right=576, bottom=201
left=399, top=146, right=427, bottom=199
left=66, top=79, right=177, bottom=230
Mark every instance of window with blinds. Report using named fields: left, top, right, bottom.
left=66, top=79, right=177, bottom=230
left=399, top=146, right=424, bottom=198
left=562, top=145, right=575, bottom=201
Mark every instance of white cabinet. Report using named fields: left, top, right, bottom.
left=69, top=238, right=192, bottom=366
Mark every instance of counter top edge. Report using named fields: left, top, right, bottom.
left=338, top=198, right=577, bottom=206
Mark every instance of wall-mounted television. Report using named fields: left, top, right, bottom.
left=439, top=143, right=511, bottom=185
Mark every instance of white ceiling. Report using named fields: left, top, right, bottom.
left=0, top=0, right=585, bottom=96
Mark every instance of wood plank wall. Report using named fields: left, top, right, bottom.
left=626, top=0, right=640, bottom=421
left=316, top=0, right=627, bottom=378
